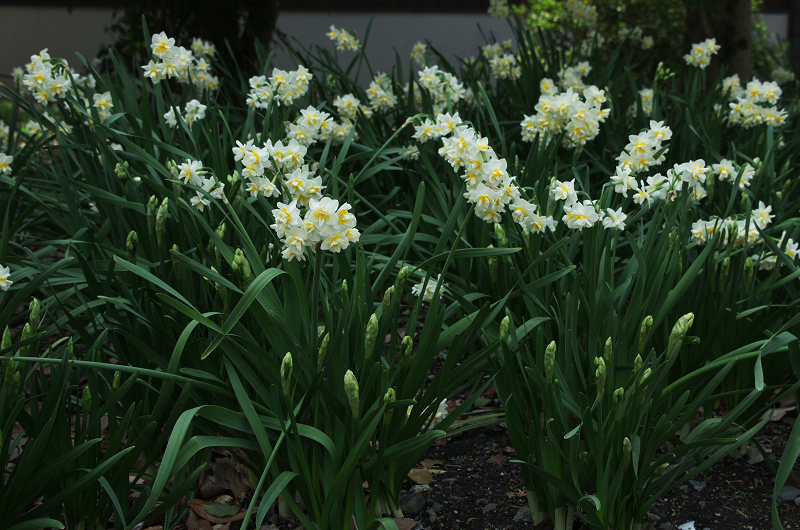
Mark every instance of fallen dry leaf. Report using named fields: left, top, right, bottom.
left=407, top=467, right=433, bottom=485
left=186, top=510, right=212, bottom=530
left=744, top=444, right=765, bottom=465
left=419, top=458, right=443, bottom=468
left=506, top=490, right=526, bottom=498
left=488, top=453, right=507, bottom=464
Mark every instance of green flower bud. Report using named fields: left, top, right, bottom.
left=318, top=333, right=330, bottom=371
left=81, top=386, right=92, bottom=414
left=168, top=159, right=180, bottom=180
left=1, top=326, right=11, bottom=353
left=718, top=257, right=730, bottom=291
left=66, top=337, right=73, bottom=357
left=726, top=224, right=737, bottom=255
left=499, top=316, right=509, bottom=344
left=401, top=335, right=413, bottom=367
left=112, top=371, right=122, bottom=392
left=544, top=340, right=556, bottom=384
left=260, top=244, right=268, bottom=264
left=487, top=245, right=498, bottom=281
left=623, top=437, right=632, bottom=469
left=156, top=197, right=169, bottom=245
left=494, top=223, right=507, bottom=248
left=233, top=248, right=254, bottom=290
left=743, top=256, right=754, bottom=291
left=639, top=316, right=653, bottom=353
left=604, top=337, right=612, bottom=363
left=384, top=387, right=396, bottom=422
left=3, top=358, right=16, bottom=387
left=29, top=298, right=41, bottom=332
left=633, top=353, right=643, bottom=374
left=395, top=266, right=409, bottom=294
left=341, top=280, right=349, bottom=306
left=171, top=244, right=182, bottom=279
left=705, top=172, right=715, bottom=202
left=8, top=372, right=21, bottom=407
left=638, top=367, right=652, bottom=387
left=382, top=286, right=395, bottom=316
left=708, top=251, right=719, bottom=288
left=667, top=313, right=694, bottom=359
left=344, top=370, right=359, bottom=418
left=126, top=230, right=138, bottom=264
left=595, top=357, right=606, bottom=400
left=654, top=461, right=669, bottom=475
left=613, top=387, right=624, bottom=420
left=147, top=196, right=158, bottom=234
left=364, top=313, right=379, bottom=362
left=19, top=323, right=31, bottom=357
left=281, top=352, right=293, bottom=397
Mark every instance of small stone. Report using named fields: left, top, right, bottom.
left=794, top=497, right=800, bottom=507
left=729, top=448, right=742, bottom=460
left=410, top=485, right=431, bottom=493
left=689, top=479, right=706, bottom=491
left=659, top=524, right=674, bottom=530
left=453, top=457, right=465, bottom=465
left=430, top=503, right=444, bottom=514
left=513, top=505, right=532, bottom=522
left=452, top=523, right=460, bottom=530
left=482, top=503, right=497, bottom=513
left=428, top=513, right=438, bottom=523
left=399, top=493, right=426, bottom=516
left=778, top=486, right=800, bottom=502
left=441, top=477, right=457, bottom=484
left=470, top=474, right=481, bottom=479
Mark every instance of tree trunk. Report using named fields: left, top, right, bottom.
left=683, top=0, right=752, bottom=80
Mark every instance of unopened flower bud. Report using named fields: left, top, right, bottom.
left=384, top=387, right=396, bottom=422
left=494, top=223, right=507, bottom=248
left=344, top=370, right=359, bottom=418
left=19, top=323, right=31, bottom=357
left=499, top=315, right=509, bottom=344
left=545, top=340, right=556, bottom=384
left=639, top=316, right=653, bottom=353
left=638, top=367, right=652, bottom=387
left=623, top=437, right=632, bottom=469
left=29, top=298, right=41, bottom=332
left=667, top=313, right=694, bottom=359
left=147, top=196, right=158, bottom=234
left=633, top=353, right=643, bottom=374
left=341, top=280, right=349, bottom=306
left=613, top=387, right=624, bottom=420
left=3, top=358, right=16, bottom=387
left=170, top=244, right=182, bottom=279
left=126, top=230, right=138, bottom=264
left=395, top=266, right=409, bottom=294
left=318, top=333, right=330, bottom=370
left=382, top=286, right=395, bottom=316
left=168, top=159, right=179, bottom=180
left=401, top=335, right=413, bottom=367
left=1, top=326, right=11, bottom=353
left=281, top=352, right=293, bottom=396
left=81, top=386, right=92, bottom=414
left=233, top=248, right=254, bottom=290
left=604, top=337, right=612, bottom=362
left=487, top=245, right=498, bottom=281
left=718, top=257, right=730, bottom=290
left=112, top=371, right=122, bottom=392
left=67, top=337, right=73, bottom=357
left=156, top=197, right=169, bottom=245
left=743, top=256, right=754, bottom=290
left=595, top=357, right=606, bottom=400
left=364, top=313, right=379, bottom=361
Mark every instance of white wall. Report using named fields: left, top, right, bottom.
left=761, top=13, right=789, bottom=42
left=0, top=6, right=114, bottom=82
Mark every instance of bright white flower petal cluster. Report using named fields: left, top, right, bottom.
left=0, top=153, right=13, bottom=175
left=630, top=88, right=654, bottom=117
left=284, top=105, right=333, bottom=147
left=520, top=82, right=610, bottom=147
left=407, top=398, right=449, bottom=430
left=488, top=0, right=509, bottom=18
left=0, top=264, right=13, bottom=291
left=614, top=120, right=671, bottom=175
left=164, top=99, right=207, bottom=129
left=21, top=49, right=72, bottom=105
left=752, top=231, right=798, bottom=270
left=92, top=92, right=114, bottom=122
left=366, top=73, right=398, bottom=112
left=411, top=274, right=447, bottom=303
left=417, top=66, right=465, bottom=113
left=726, top=79, right=787, bottom=128
left=247, top=66, right=312, bottom=108
left=565, top=0, right=598, bottom=27
left=142, top=32, right=219, bottom=91
left=411, top=42, right=428, bottom=67
left=772, top=67, right=796, bottom=85
left=712, top=158, right=755, bottom=189
left=684, top=39, right=720, bottom=69
left=326, top=26, right=360, bottom=51
left=558, top=62, right=592, bottom=91
left=271, top=197, right=360, bottom=262
left=175, top=159, right=224, bottom=212
left=489, top=54, right=521, bottom=80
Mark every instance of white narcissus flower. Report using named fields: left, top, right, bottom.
left=752, top=201, right=774, bottom=229
left=602, top=208, right=627, bottom=230
left=164, top=107, right=178, bottom=128
left=0, top=264, right=13, bottom=291
left=412, top=274, right=446, bottom=303
left=552, top=179, right=577, bottom=206
left=0, top=153, right=13, bottom=174
left=177, top=159, right=205, bottom=186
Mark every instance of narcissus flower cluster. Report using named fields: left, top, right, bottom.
left=326, top=26, right=360, bottom=51
left=164, top=99, right=207, bottom=129
left=417, top=66, right=466, bottom=113
left=520, top=80, right=610, bottom=147
left=725, top=78, right=787, bottom=128
left=247, top=66, right=312, bottom=108
left=271, top=197, right=360, bottom=262
left=684, top=39, right=720, bottom=69
left=142, top=32, right=219, bottom=91
left=488, top=0, right=509, bottom=19
left=21, top=50, right=72, bottom=105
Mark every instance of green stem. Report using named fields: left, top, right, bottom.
left=310, top=244, right=323, bottom=355
left=527, top=489, right=546, bottom=525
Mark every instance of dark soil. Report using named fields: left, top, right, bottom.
left=393, top=411, right=800, bottom=530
